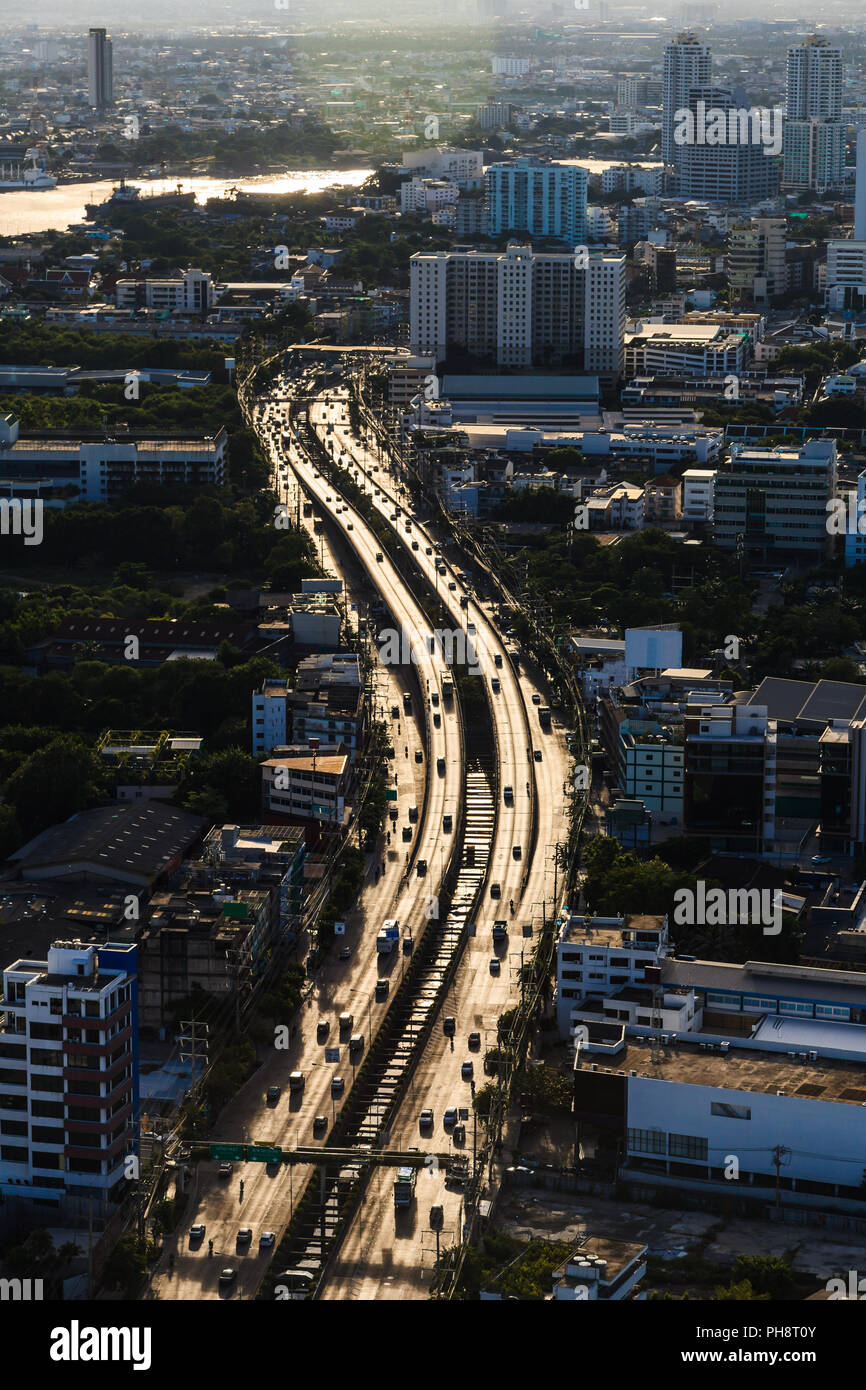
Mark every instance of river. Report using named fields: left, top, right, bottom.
left=0, top=169, right=375, bottom=237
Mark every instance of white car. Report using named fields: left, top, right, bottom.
left=259, top=1231, right=276, bottom=1248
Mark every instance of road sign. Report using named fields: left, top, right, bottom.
left=248, top=1145, right=282, bottom=1163
left=210, top=1144, right=245, bottom=1161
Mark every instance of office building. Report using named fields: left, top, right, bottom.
left=410, top=243, right=625, bottom=375
left=87, top=27, right=113, bottom=109
left=826, top=239, right=866, bottom=311
left=0, top=939, right=137, bottom=1220
left=0, top=412, right=227, bottom=503
left=484, top=160, right=587, bottom=244
left=713, top=438, right=837, bottom=556
left=727, top=218, right=786, bottom=304
left=662, top=31, right=712, bottom=168
left=675, top=86, right=779, bottom=202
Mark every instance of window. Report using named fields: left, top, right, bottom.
left=627, top=1128, right=666, bottom=1155
left=668, top=1132, right=708, bottom=1161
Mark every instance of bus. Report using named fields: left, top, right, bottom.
left=441, top=671, right=454, bottom=701
left=538, top=706, right=551, bottom=728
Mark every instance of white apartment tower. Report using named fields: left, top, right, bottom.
left=409, top=243, right=626, bottom=375
left=662, top=31, right=712, bottom=167
left=783, top=35, right=845, bottom=192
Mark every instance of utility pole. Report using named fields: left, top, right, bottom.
left=771, top=1144, right=791, bottom=1215
left=179, top=1018, right=209, bottom=1102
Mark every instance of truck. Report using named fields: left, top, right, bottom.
left=393, top=1166, right=417, bottom=1211
left=441, top=671, right=454, bottom=701
left=377, top=919, right=400, bottom=954
left=538, top=706, right=551, bottom=728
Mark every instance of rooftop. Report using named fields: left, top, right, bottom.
left=579, top=1034, right=866, bottom=1106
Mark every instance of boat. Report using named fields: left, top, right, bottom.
left=0, top=148, right=57, bottom=192
left=85, top=178, right=196, bottom=220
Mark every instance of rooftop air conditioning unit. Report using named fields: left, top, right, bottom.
left=808, top=1050, right=818, bottom=1062
left=591, top=1063, right=599, bottom=1071
left=776, top=1089, right=786, bottom=1096
left=629, top=1069, right=637, bottom=1076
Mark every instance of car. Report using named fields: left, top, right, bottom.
left=811, top=854, right=832, bottom=865
left=339, top=945, right=352, bottom=960
left=534, top=748, right=542, bottom=761
left=317, top=1020, right=330, bottom=1043
left=503, top=785, right=513, bottom=802
left=266, top=1085, right=281, bottom=1104
left=313, top=1115, right=327, bottom=1135
left=375, top=978, right=389, bottom=1001
left=219, top=1268, right=237, bottom=1286
left=443, top=814, right=453, bottom=832
left=433, top=712, right=441, bottom=728
left=490, top=882, right=501, bottom=898
left=409, top=804, right=419, bottom=822
left=461, top=1061, right=474, bottom=1081
left=349, top=1033, right=364, bottom=1056
left=259, top=1232, right=276, bottom=1248
left=430, top=1204, right=443, bottom=1231
left=420, top=1108, right=434, bottom=1130
left=331, top=1076, right=345, bottom=1097
left=490, top=958, right=501, bottom=975
left=347, top=522, right=353, bottom=531
left=391, top=705, right=400, bottom=718
left=448, top=582, right=457, bottom=591
left=237, top=1228, right=252, bottom=1244
left=531, top=693, right=541, bottom=704
left=443, top=1107, right=458, bottom=1127
left=513, top=845, right=522, bottom=860
left=375, top=551, right=383, bottom=562
left=218, top=1161, right=233, bottom=1178
left=416, top=858, right=428, bottom=876
left=401, top=825, right=412, bottom=842
left=494, top=652, right=503, bottom=667
left=189, top=1224, right=206, bottom=1241
left=412, top=540, right=419, bottom=550
left=468, top=1031, right=481, bottom=1050
left=415, top=748, right=423, bottom=763
left=339, top=1012, right=353, bottom=1033
left=453, top=1123, right=466, bottom=1145
left=443, top=1016, right=456, bottom=1036
left=289, top=1071, right=305, bottom=1092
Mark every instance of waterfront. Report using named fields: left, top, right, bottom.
left=0, top=168, right=374, bottom=236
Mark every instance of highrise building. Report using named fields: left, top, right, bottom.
left=855, top=129, right=866, bottom=241
left=0, top=940, right=138, bottom=1221
left=87, top=26, right=113, bottom=108
left=675, top=86, right=780, bottom=202
left=484, top=160, right=587, bottom=244
left=409, top=242, right=625, bottom=375
left=662, top=31, right=712, bottom=168
left=786, top=34, right=842, bottom=120
left=727, top=217, right=786, bottom=304
left=783, top=35, right=844, bottom=192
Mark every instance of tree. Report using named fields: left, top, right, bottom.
left=4, top=736, right=104, bottom=839
left=101, top=1236, right=148, bottom=1297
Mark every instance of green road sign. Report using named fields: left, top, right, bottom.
left=210, top=1144, right=245, bottom=1161
left=248, top=1145, right=282, bottom=1163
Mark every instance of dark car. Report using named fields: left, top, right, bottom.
left=266, top=1085, right=281, bottom=1104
